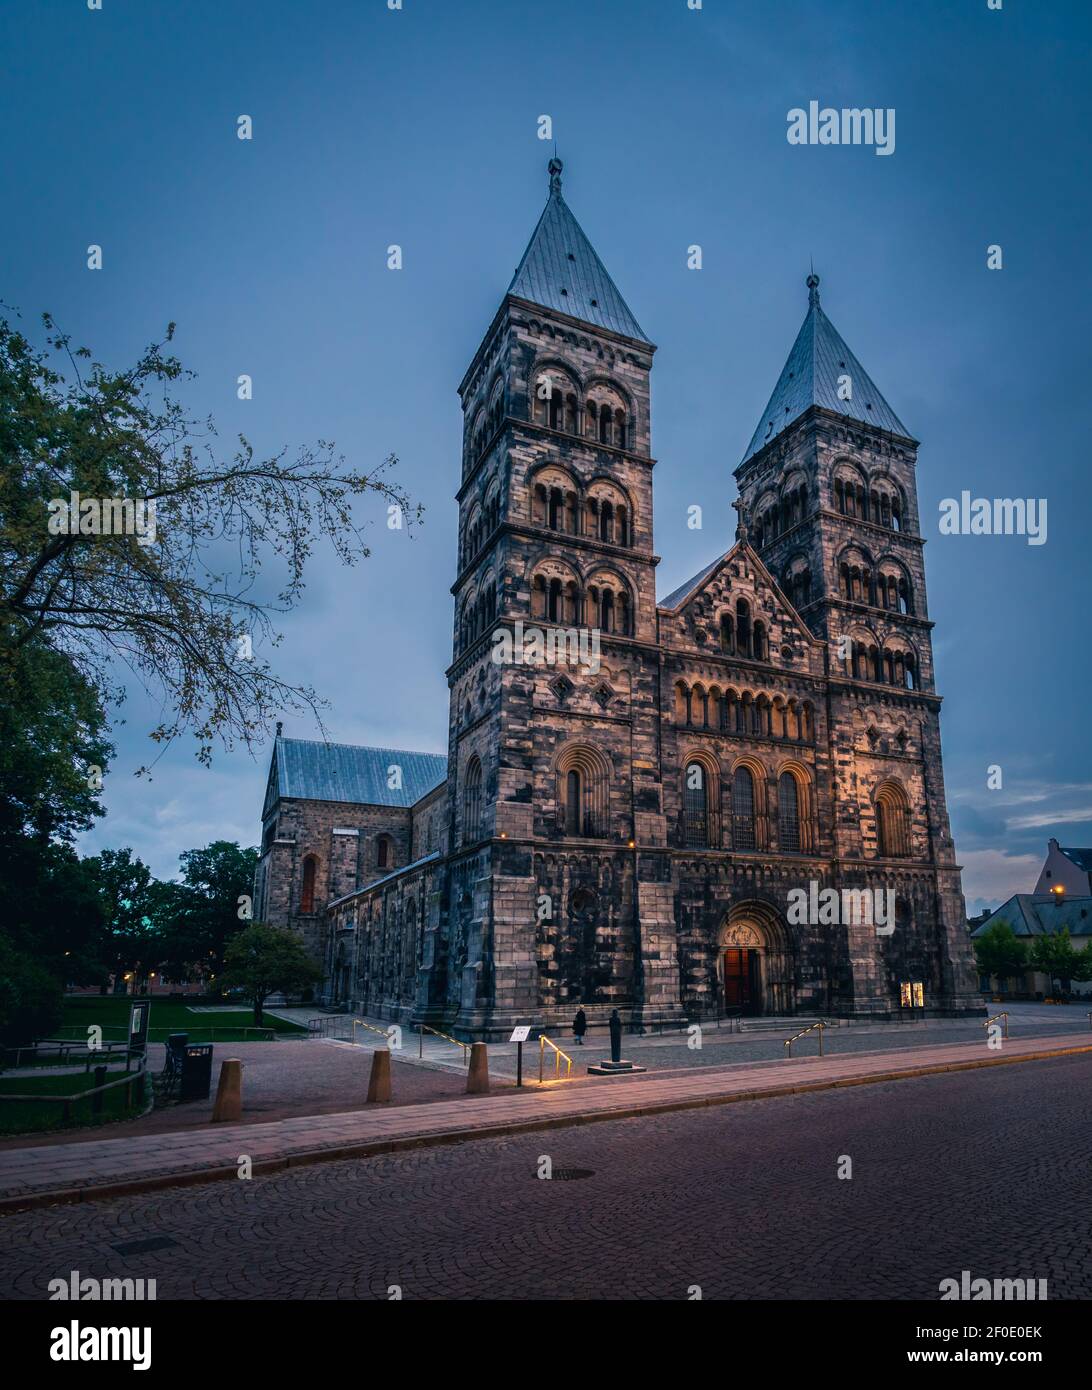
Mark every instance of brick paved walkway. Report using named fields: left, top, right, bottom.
left=2, top=1053, right=1089, bottom=1301
left=0, top=1032, right=1086, bottom=1212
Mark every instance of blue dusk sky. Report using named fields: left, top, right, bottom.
left=2, top=0, right=1090, bottom=914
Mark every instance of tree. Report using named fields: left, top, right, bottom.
left=83, top=847, right=164, bottom=989
left=972, top=921, right=1028, bottom=992
left=0, top=312, right=420, bottom=767
left=221, top=924, right=321, bottom=1026
left=0, top=934, right=64, bottom=1048
left=0, top=638, right=109, bottom=987
left=158, top=841, right=260, bottom=982
left=1030, top=929, right=1078, bottom=998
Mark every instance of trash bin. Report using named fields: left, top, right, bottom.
left=180, top=1044, right=214, bottom=1102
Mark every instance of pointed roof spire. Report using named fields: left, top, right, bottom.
left=507, top=159, right=650, bottom=343
left=740, top=273, right=909, bottom=464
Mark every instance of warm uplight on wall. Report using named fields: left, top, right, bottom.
left=627, top=839, right=636, bottom=848
left=1051, top=883, right=1065, bottom=898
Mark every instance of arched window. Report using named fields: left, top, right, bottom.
left=376, top=835, right=393, bottom=871
left=736, top=599, right=752, bottom=659
left=565, top=769, right=582, bottom=835
left=876, top=782, right=911, bottom=858
left=463, top=756, right=482, bottom=844
left=300, top=855, right=317, bottom=914
left=720, top=614, right=734, bottom=653
left=683, top=761, right=712, bottom=848
left=557, top=745, right=610, bottom=838
left=778, top=772, right=801, bottom=852
left=732, top=767, right=756, bottom=850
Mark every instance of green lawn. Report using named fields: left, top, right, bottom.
left=57, top=997, right=309, bottom=1043
left=0, top=1066, right=146, bottom=1136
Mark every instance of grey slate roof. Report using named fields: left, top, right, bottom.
left=1060, top=847, right=1092, bottom=874
left=274, top=738, right=446, bottom=808
left=741, top=277, right=909, bottom=465
left=508, top=164, right=650, bottom=344
left=970, top=894, right=1092, bottom=939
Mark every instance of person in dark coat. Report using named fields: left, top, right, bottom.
left=572, top=1007, right=587, bottom=1045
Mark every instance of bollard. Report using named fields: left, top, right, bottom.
left=211, top=1058, right=243, bottom=1122
left=466, top=1041, right=489, bottom=1095
left=367, top=1047, right=392, bottom=1103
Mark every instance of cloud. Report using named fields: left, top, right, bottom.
left=958, top=848, right=1042, bottom=913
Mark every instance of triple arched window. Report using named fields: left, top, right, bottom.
left=718, top=600, right=767, bottom=661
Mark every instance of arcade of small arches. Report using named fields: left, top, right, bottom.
left=457, top=575, right=498, bottom=653
left=751, top=465, right=907, bottom=555
left=832, top=465, right=904, bottom=530
left=530, top=563, right=634, bottom=636
left=838, top=548, right=914, bottom=614
left=752, top=474, right=809, bottom=549
left=529, top=466, right=633, bottom=547
left=460, top=486, right=502, bottom=567
left=530, top=367, right=631, bottom=451
left=847, top=637, right=919, bottom=690
left=673, top=681, right=816, bottom=744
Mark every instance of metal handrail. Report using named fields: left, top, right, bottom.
left=538, top=1035, right=574, bottom=1083
left=418, top=1024, right=469, bottom=1064
left=352, top=1019, right=390, bottom=1044
left=784, top=1020, right=826, bottom=1057
left=983, top=1011, right=1009, bottom=1038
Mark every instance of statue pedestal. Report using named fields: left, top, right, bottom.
left=587, top=1060, right=646, bottom=1075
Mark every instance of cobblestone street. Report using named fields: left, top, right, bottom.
left=2, top=1052, right=1088, bottom=1301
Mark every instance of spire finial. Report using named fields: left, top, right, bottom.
left=732, top=497, right=749, bottom=543
left=548, top=155, right=563, bottom=195
left=806, top=269, right=820, bottom=307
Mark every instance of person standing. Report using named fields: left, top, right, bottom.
left=572, top=1007, right=587, bottom=1045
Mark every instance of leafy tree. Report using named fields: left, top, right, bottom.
left=154, top=841, right=260, bottom=981
left=0, top=934, right=64, bottom=1048
left=972, top=920, right=1028, bottom=991
left=0, top=639, right=109, bottom=988
left=83, top=847, right=164, bottom=988
left=221, top=924, right=321, bottom=1026
left=0, top=312, right=419, bottom=766
left=1030, top=929, right=1078, bottom=997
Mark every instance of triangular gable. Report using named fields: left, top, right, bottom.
left=658, top=538, right=823, bottom=650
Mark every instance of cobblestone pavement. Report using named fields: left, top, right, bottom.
left=1, top=1053, right=1088, bottom=1301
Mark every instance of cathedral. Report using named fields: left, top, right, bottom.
left=253, top=158, right=981, bottom=1038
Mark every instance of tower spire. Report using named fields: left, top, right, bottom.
left=807, top=269, right=820, bottom=307
left=548, top=155, right=563, bottom=195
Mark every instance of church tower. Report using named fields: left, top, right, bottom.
left=430, top=158, right=676, bottom=1034
left=734, top=275, right=978, bottom=1014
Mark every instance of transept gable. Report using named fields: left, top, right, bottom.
left=658, top=541, right=824, bottom=677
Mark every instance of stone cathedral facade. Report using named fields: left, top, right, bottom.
left=254, top=160, right=981, bottom=1038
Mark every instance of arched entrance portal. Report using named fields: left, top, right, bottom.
left=718, top=906, right=795, bottom=1017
